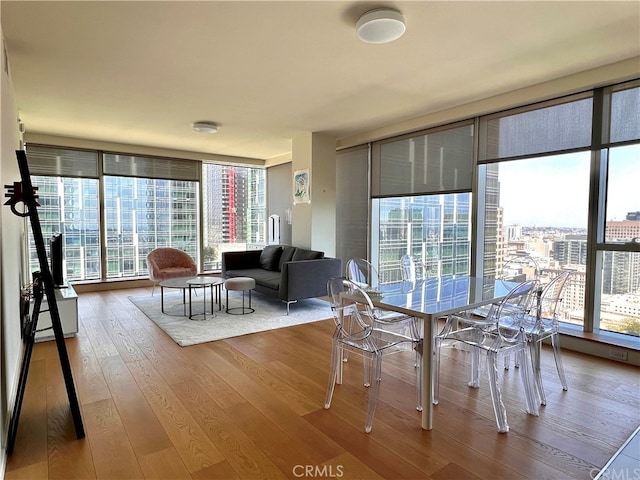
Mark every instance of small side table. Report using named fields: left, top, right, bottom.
left=187, top=277, right=224, bottom=320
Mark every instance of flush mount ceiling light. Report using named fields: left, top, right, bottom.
left=356, top=8, right=406, bottom=44
left=192, top=121, right=218, bottom=134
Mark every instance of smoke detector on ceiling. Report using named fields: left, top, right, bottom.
left=192, top=121, right=218, bottom=134
left=356, top=8, right=406, bottom=44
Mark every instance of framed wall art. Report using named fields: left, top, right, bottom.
left=293, top=169, right=310, bottom=204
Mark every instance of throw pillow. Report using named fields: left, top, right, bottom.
left=279, top=246, right=296, bottom=271
left=292, top=248, right=324, bottom=261
left=259, top=245, right=283, bottom=271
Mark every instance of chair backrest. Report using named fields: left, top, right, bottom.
left=538, top=271, right=573, bottom=320
left=346, top=258, right=380, bottom=290
left=327, top=276, right=347, bottom=309
left=493, top=279, right=541, bottom=342
left=500, top=254, right=541, bottom=282
left=147, top=247, right=195, bottom=269
left=400, top=254, right=416, bottom=282
left=327, top=277, right=374, bottom=342
left=146, top=247, right=197, bottom=281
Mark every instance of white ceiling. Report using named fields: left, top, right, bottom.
left=2, top=1, right=639, bottom=162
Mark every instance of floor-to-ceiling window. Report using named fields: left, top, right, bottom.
left=357, top=78, right=638, bottom=340
left=26, top=146, right=101, bottom=282
left=28, top=175, right=101, bottom=281
left=478, top=153, right=591, bottom=327
left=24, top=145, right=266, bottom=282
left=374, top=193, right=471, bottom=284
left=201, top=163, right=266, bottom=270
left=594, top=81, right=640, bottom=336
left=103, top=175, right=198, bottom=279
left=370, top=121, right=474, bottom=283
left=477, top=80, right=640, bottom=337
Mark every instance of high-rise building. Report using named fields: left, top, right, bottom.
left=504, top=224, right=522, bottom=241
left=202, top=164, right=266, bottom=268
left=603, top=214, right=640, bottom=295
left=377, top=193, right=471, bottom=283
left=602, top=250, right=640, bottom=295
left=28, top=176, right=101, bottom=281
left=606, top=213, right=640, bottom=241
left=553, top=235, right=588, bottom=266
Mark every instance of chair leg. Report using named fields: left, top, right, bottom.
left=519, top=347, right=540, bottom=418
left=550, top=334, right=568, bottom=391
left=408, top=318, right=423, bottom=410
left=503, top=352, right=521, bottom=370
left=433, top=338, right=441, bottom=405
left=468, top=328, right=483, bottom=388
left=529, top=339, right=546, bottom=405
left=469, top=347, right=482, bottom=388
left=324, top=341, right=341, bottom=409
left=363, top=356, right=372, bottom=387
left=364, top=354, right=382, bottom=433
left=486, top=351, right=510, bottom=433
left=415, top=340, right=423, bottom=411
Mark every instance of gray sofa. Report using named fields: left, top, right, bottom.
left=221, top=245, right=342, bottom=313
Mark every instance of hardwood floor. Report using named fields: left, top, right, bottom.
left=5, top=287, right=639, bottom=479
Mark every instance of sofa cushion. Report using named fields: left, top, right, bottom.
left=292, top=248, right=324, bottom=261
left=259, top=245, right=283, bottom=271
left=279, top=246, right=297, bottom=271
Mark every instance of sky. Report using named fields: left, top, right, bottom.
left=499, top=145, right=639, bottom=228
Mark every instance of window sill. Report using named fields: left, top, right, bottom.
left=559, top=324, right=639, bottom=350
left=558, top=324, right=639, bottom=366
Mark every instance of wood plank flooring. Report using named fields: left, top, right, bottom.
left=5, top=287, right=639, bottom=479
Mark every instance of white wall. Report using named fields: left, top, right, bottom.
left=0, top=22, right=26, bottom=472
left=291, top=133, right=336, bottom=254
left=266, top=162, right=292, bottom=246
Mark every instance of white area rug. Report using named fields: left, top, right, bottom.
left=129, top=290, right=331, bottom=347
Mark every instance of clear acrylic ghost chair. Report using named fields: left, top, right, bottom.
left=346, top=258, right=421, bottom=352
left=434, top=279, right=541, bottom=432
left=454, top=254, right=541, bottom=325
left=346, top=258, right=411, bottom=323
left=398, top=254, right=428, bottom=361
left=400, top=254, right=425, bottom=282
left=500, top=254, right=541, bottom=283
left=519, top=271, right=572, bottom=405
left=346, top=258, right=379, bottom=291
left=340, top=274, right=423, bottom=407
left=434, top=278, right=540, bottom=396
left=324, top=277, right=422, bottom=433
left=495, top=255, right=543, bottom=370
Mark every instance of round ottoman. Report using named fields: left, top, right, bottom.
left=224, top=277, right=256, bottom=315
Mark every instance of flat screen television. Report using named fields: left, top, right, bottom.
left=50, top=232, right=64, bottom=288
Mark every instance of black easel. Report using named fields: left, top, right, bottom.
left=4, top=150, right=84, bottom=454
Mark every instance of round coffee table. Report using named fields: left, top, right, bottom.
left=187, top=276, right=224, bottom=320
left=159, top=277, right=192, bottom=316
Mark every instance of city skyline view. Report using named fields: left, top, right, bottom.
left=500, top=145, right=639, bottom=228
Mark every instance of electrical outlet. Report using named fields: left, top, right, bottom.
left=608, top=348, right=628, bottom=361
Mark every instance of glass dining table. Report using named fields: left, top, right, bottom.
left=368, top=275, right=515, bottom=430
